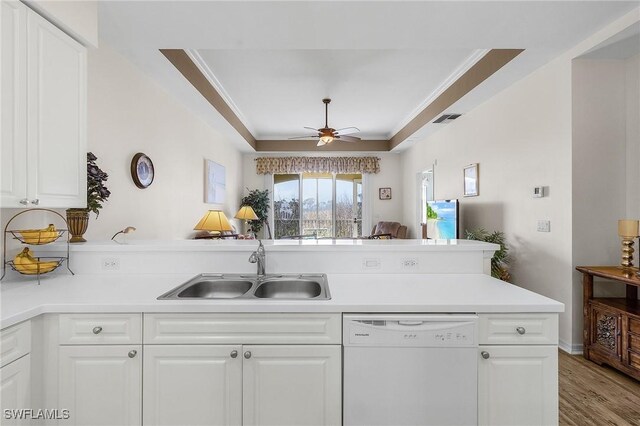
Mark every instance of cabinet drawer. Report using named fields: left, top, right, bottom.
left=144, top=313, right=341, bottom=344
left=479, top=314, right=558, bottom=345
left=1, top=321, right=31, bottom=367
left=629, top=317, right=640, bottom=335
left=59, top=314, right=142, bottom=345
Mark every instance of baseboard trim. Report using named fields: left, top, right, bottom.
left=559, top=340, right=583, bottom=355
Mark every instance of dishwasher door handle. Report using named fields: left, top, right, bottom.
left=397, top=320, right=424, bottom=326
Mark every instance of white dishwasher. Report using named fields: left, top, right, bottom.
left=343, top=314, right=478, bottom=426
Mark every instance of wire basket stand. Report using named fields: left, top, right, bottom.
left=1, top=208, right=74, bottom=284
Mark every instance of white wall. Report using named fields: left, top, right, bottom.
left=400, top=10, right=639, bottom=350
left=77, top=44, right=243, bottom=240
left=627, top=54, right=640, bottom=219
left=242, top=152, right=404, bottom=236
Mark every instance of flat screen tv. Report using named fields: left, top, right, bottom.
left=426, top=199, right=459, bottom=239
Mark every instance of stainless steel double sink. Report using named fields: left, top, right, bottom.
left=158, top=273, right=331, bottom=300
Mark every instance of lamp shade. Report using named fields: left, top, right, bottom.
left=234, top=205, right=259, bottom=221
left=194, top=210, right=233, bottom=232
left=618, top=219, right=639, bottom=237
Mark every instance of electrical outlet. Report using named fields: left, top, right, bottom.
left=401, top=258, right=418, bottom=269
left=362, top=258, right=381, bottom=269
left=537, top=220, right=551, bottom=233
left=102, top=257, right=120, bottom=270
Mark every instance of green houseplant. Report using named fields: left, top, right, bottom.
left=241, top=188, right=271, bottom=238
left=465, top=228, right=511, bottom=282
left=66, top=153, right=110, bottom=242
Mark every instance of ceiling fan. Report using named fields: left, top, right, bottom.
left=289, top=98, right=361, bottom=147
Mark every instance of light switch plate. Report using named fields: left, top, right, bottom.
left=537, top=220, right=551, bottom=232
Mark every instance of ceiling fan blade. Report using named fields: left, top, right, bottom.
left=336, top=135, right=361, bottom=143
left=288, top=135, right=319, bottom=140
left=335, top=127, right=360, bottom=136
left=304, top=127, right=320, bottom=132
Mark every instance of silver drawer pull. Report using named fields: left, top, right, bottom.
left=230, top=350, right=238, bottom=359
left=244, top=351, right=252, bottom=359
left=92, top=326, right=103, bottom=334
left=30, top=199, right=39, bottom=205
left=128, top=350, right=137, bottom=358
left=516, top=327, right=526, bottom=335
left=19, top=199, right=29, bottom=205
left=481, top=351, right=490, bottom=359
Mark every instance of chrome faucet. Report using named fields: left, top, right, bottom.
left=248, top=240, right=266, bottom=277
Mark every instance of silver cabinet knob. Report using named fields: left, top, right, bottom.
left=128, top=350, right=137, bottom=358
left=92, top=326, right=103, bottom=334
left=244, top=351, right=252, bottom=359
left=516, top=327, right=526, bottom=335
left=481, top=351, right=490, bottom=359
left=19, top=199, right=29, bottom=205
left=230, top=350, right=238, bottom=358
left=30, top=199, right=39, bottom=205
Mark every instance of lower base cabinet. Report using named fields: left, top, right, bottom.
left=0, top=355, right=31, bottom=426
left=143, top=345, right=342, bottom=426
left=143, top=345, right=243, bottom=426
left=58, top=345, right=142, bottom=426
left=478, top=345, right=558, bottom=426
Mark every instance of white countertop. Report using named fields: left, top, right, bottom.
left=34, top=239, right=500, bottom=253
left=0, top=272, right=563, bottom=329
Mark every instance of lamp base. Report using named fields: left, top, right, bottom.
left=620, top=237, right=635, bottom=268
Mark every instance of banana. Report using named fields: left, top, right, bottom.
left=13, top=248, right=58, bottom=275
left=19, top=224, right=58, bottom=244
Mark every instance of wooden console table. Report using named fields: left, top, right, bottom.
left=577, top=266, right=640, bottom=380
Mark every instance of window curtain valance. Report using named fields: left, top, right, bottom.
left=255, top=157, right=380, bottom=175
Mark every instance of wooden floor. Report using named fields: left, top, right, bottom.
left=559, top=350, right=640, bottom=425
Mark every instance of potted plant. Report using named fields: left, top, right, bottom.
left=66, top=153, right=111, bottom=242
left=241, top=189, right=271, bottom=238
left=465, top=228, right=511, bottom=282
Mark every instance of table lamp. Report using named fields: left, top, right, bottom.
left=235, top=205, right=259, bottom=237
left=194, top=210, right=233, bottom=237
left=618, top=219, right=639, bottom=269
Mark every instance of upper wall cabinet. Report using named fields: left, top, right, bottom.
left=1, top=0, right=86, bottom=208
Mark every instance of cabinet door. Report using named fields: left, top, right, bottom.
left=0, top=354, right=30, bottom=426
left=59, top=345, right=141, bottom=426
left=478, top=345, right=558, bottom=426
left=590, top=303, right=622, bottom=359
left=1, top=0, right=28, bottom=207
left=143, top=345, right=242, bottom=426
left=26, top=8, right=86, bottom=207
left=243, top=345, right=341, bottom=426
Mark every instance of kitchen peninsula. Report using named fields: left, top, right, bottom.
left=1, top=239, right=563, bottom=426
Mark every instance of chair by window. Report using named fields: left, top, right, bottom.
left=368, top=221, right=407, bottom=239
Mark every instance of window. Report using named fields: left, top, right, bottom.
left=273, top=173, right=363, bottom=239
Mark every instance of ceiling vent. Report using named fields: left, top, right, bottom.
left=433, top=113, right=461, bottom=124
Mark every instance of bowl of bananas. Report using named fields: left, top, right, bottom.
left=14, top=224, right=61, bottom=245
left=10, top=248, right=62, bottom=275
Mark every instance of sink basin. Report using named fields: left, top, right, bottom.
left=158, top=273, right=330, bottom=300
left=254, top=279, right=322, bottom=299
left=177, top=279, right=253, bottom=299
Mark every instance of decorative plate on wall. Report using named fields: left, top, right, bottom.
left=131, top=153, right=154, bottom=189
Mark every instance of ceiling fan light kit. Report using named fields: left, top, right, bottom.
left=290, top=98, right=362, bottom=147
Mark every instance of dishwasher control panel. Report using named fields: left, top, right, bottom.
left=343, top=314, right=478, bottom=347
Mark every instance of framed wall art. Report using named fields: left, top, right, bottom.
left=463, top=163, right=479, bottom=197
left=379, top=187, right=392, bottom=200
left=205, top=159, right=226, bottom=204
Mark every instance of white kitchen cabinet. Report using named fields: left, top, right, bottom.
left=478, top=345, right=558, bottom=426
left=1, top=0, right=86, bottom=208
left=143, top=345, right=242, bottom=426
left=243, top=345, right=342, bottom=426
left=0, top=355, right=31, bottom=425
left=58, top=345, right=142, bottom=426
